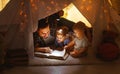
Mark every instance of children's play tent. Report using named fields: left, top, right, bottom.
left=0, top=0, right=120, bottom=64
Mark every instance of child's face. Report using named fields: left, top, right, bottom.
left=56, top=34, right=65, bottom=43
left=74, top=29, right=84, bottom=39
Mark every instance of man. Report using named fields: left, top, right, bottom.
left=33, top=18, right=55, bottom=53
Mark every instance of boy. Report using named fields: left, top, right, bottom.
left=64, top=21, right=89, bottom=57
left=55, top=26, right=70, bottom=51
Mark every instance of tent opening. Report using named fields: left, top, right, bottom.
left=62, top=3, right=92, bottom=28
left=33, top=3, right=93, bottom=59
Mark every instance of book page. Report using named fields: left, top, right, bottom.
left=49, top=49, right=65, bottom=57
left=34, top=49, right=66, bottom=57
left=34, top=52, right=50, bottom=56
left=34, top=49, right=68, bottom=60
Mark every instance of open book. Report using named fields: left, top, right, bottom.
left=34, top=49, right=69, bottom=60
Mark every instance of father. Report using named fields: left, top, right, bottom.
left=33, top=18, right=55, bottom=53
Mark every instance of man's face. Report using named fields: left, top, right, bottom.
left=38, top=26, right=50, bottom=39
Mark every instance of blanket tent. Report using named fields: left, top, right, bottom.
left=0, top=0, right=120, bottom=65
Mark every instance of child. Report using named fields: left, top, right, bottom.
left=64, top=21, right=89, bottom=58
left=55, top=26, right=70, bottom=51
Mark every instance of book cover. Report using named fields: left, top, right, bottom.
left=34, top=49, right=69, bottom=60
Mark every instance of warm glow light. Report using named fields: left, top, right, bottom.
left=63, top=3, right=92, bottom=28
left=50, top=1, right=54, bottom=4
left=0, top=0, right=10, bottom=11
left=19, top=1, right=28, bottom=32
left=47, top=6, right=51, bottom=10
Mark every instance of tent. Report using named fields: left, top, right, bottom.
left=0, top=0, right=120, bottom=65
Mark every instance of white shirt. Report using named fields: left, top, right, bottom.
left=74, top=36, right=88, bottom=50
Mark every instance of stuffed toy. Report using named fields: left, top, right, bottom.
left=97, top=30, right=119, bottom=61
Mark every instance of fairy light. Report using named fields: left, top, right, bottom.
left=86, top=6, right=92, bottom=11
left=19, top=1, right=28, bottom=32
left=50, top=1, right=54, bottom=4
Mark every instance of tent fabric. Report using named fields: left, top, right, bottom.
left=30, top=0, right=73, bottom=32
left=0, top=0, right=120, bottom=63
left=0, top=0, right=73, bottom=59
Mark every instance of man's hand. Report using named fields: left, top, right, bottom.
left=45, top=47, right=53, bottom=53
left=35, top=47, right=53, bottom=53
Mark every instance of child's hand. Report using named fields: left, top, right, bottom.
left=70, top=51, right=76, bottom=55
left=70, top=50, right=79, bottom=57
left=64, top=45, right=68, bottom=49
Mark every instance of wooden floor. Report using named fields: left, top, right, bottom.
left=1, top=63, right=120, bottom=74
left=2, top=46, right=120, bottom=74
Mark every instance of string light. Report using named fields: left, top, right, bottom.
left=19, top=1, right=28, bottom=32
